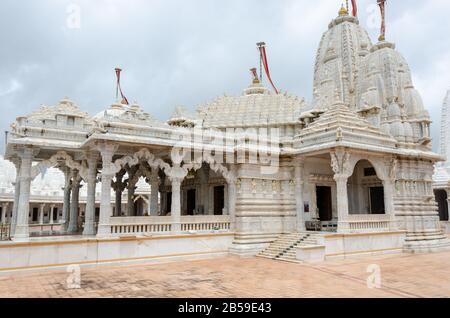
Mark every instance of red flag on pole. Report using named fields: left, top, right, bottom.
left=115, top=68, right=129, bottom=105
left=351, top=0, right=358, bottom=17
left=257, top=43, right=279, bottom=94
left=377, top=0, right=386, bottom=41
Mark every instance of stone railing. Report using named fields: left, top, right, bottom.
left=109, top=215, right=232, bottom=236
left=339, top=214, right=393, bottom=233
left=29, top=223, right=63, bottom=236
left=181, top=215, right=231, bottom=232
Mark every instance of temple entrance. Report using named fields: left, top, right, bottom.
left=348, top=160, right=385, bottom=215
left=316, top=186, right=332, bottom=221
left=434, top=190, right=449, bottom=221
left=369, top=187, right=385, bottom=214
left=134, top=197, right=145, bottom=216
left=186, top=189, right=196, bottom=215
left=214, top=186, right=225, bottom=215
left=32, top=207, right=39, bottom=222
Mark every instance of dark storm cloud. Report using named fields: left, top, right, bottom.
left=1, top=0, right=449, bottom=152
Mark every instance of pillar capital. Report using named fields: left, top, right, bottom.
left=333, top=174, right=349, bottom=183
left=331, top=149, right=352, bottom=178
left=166, top=164, right=188, bottom=183
left=17, top=146, right=38, bottom=160
left=292, top=156, right=305, bottom=167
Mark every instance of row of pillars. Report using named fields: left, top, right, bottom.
left=10, top=145, right=238, bottom=240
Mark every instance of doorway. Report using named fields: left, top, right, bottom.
left=434, top=190, right=449, bottom=221
left=32, top=207, right=39, bottom=222
left=214, top=186, right=225, bottom=215
left=369, top=187, right=385, bottom=214
left=316, top=186, right=332, bottom=221
left=187, top=189, right=196, bottom=215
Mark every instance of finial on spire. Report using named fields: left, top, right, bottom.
left=377, top=0, right=387, bottom=42
left=250, top=68, right=260, bottom=84
left=339, top=3, right=348, bottom=16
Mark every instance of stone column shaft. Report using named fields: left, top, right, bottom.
left=335, top=175, right=349, bottom=233
left=49, top=205, right=55, bottom=225
left=127, top=185, right=136, bottom=216
left=61, top=168, right=72, bottom=232
left=97, top=144, right=116, bottom=237
left=39, top=204, right=45, bottom=225
left=150, top=173, right=160, bottom=216
left=83, top=154, right=98, bottom=236
left=294, top=162, right=306, bottom=232
left=115, top=190, right=122, bottom=216
left=11, top=162, right=21, bottom=236
left=227, top=181, right=236, bottom=229
left=14, top=149, right=34, bottom=240
left=171, top=179, right=182, bottom=232
left=68, top=174, right=81, bottom=233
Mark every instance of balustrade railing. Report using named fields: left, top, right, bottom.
left=109, top=215, right=232, bottom=236
left=340, top=214, right=392, bottom=233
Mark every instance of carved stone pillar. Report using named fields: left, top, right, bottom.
left=310, top=183, right=318, bottom=220
left=335, top=175, right=350, bottom=224
left=83, top=153, right=98, bottom=236
left=227, top=179, right=237, bottom=229
left=294, top=158, right=306, bottom=232
left=10, top=159, right=21, bottom=236
left=115, top=190, right=122, bottom=216
left=330, top=150, right=352, bottom=233
left=149, top=170, right=160, bottom=216
left=14, top=148, right=34, bottom=240
left=39, top=203, right=45, bottom=225
left=112, top=169, right=126, bottom=217
left=383, top=180, right=395, bottom=217
left=171, top=178, right=182, bottom=232
left=61, top=167, right=72, bottom=232
left=97, top=144, right=117, bottom=236
left=167, top=163, right=187, bottom=233
left=49, top=204, right=55, bottom=225
left=126, top=166, right=139, bottom=217
left=68, top=171, right=82, bottom=233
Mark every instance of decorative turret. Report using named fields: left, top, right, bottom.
left=359, top=40, right=431, bottom=147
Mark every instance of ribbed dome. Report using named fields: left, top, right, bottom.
left=403, top=87, right=426, bottom=117
left=94, top=102, right=127, bottom=120
left=312, top=13, right=372, bottom=110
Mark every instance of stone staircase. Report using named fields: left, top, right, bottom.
left=257, top=233, right=318, bottom=263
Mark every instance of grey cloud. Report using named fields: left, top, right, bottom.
left=1, top=0, right=449, bottom=152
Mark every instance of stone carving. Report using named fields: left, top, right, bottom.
left=31, top=151, right=88, bottom=181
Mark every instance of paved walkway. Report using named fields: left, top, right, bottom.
left=1, top=251, right=449, bottom=298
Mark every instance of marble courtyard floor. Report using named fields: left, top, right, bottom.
left=1, top=251, right=450, bottom=298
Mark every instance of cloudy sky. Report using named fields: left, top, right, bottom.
left=1, top=0, right=450, bottom=153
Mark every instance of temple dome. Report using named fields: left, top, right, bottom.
left=197, top=80, right=306, bottom=129
left=93, top=101, right=128, bottom=120
left=312, top=10, right=372, bottom=110
left=360, top=41, right=427, bottom=118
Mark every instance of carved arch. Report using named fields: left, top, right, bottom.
left=181, top=153, right=236, bottom=184
left=31, top=151, right=88, bottom=181
left=111, top=148, right=171, bottom=175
